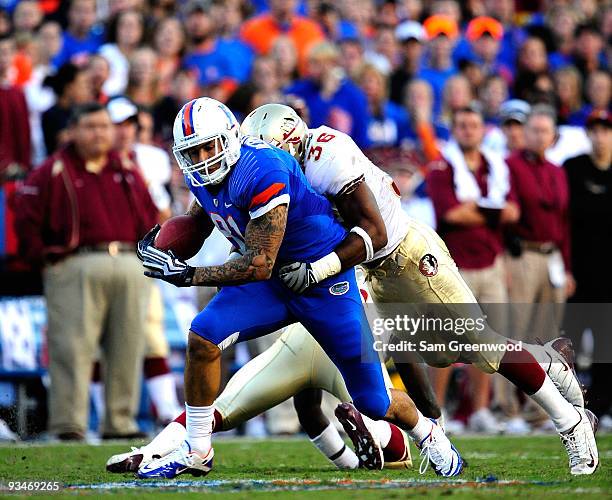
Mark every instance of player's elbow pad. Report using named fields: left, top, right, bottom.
left=350, top=226, right=375, bottom=261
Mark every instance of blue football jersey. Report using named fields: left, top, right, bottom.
left=186, top=136, right=347, bottom=263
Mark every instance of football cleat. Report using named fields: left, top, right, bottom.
left=335, top=403, right=384, bottom=470
left=384, top=428, right=413, bottom=469
left=106, top=447, right=159, bottom=473
left=137, top=441, right=214, bottom=479
left=417, top=420, right=464, bottom=477
left=539, top=337, right=585, bottom=407
left=559, top=406, right=598, bottom=475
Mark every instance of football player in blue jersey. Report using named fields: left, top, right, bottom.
left=136, top=97, right=464, bottom=479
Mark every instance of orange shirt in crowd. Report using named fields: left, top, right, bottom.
left=240, top=14, right=325, bottom=73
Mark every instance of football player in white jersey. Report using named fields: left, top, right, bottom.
left=239, top=104, right=598, bottom=475
left=108, top=104, right=597, bottom=477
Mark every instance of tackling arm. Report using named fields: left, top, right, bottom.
left=332, top=180, right=387, bottom=269
left=278, top=180, right=388, bottom=293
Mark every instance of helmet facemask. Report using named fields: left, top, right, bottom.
left=174, top=133, right=232, bottom=186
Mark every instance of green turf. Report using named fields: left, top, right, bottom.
left=0, top=435, right=610, bottom=498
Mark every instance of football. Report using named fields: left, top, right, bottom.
left=154, top=215, right=206, bottom=261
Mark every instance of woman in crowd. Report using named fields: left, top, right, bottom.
left=98, top=9, right=146, bottom=96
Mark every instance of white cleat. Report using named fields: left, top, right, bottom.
left=417, top=420, right=464, bottom=477
left=559, top=406, right=598, bottom=475
left=106, top=447, right=158, bottom=473
left=137, top=441, right=214, bottom=479
left=540, top=338, right=585, bottom=407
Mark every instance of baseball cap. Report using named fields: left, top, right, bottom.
left=107, top=97, right=138, bottom=124
left=466, top=16, right=504, bottom=41
left=395, top=21, right=425, bottom=43
left=423, top=15, right=459, bottom=40
left=499, top=99, right=531, bottom=124
left=586, top=109, right=612, bottom=128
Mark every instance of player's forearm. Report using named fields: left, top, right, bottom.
left=192, top=205, right=288, bottom=286
left=334, top=227, right=385, bottom=270
left=191, top=251, right=272, bottom=286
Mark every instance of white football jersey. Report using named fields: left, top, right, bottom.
left=303, top=126, right=409, bottom=262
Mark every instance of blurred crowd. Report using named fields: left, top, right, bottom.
left=0, top=0, right=610, bottom=440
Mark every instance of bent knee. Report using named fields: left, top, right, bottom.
left=187, top=331, right=221, bottom=361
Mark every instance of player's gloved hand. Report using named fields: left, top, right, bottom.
left=142, top=246, right=195, bottom=287
left=278, top=261, right=318, bottom=293
left=136, top=224, right=161, bottom=262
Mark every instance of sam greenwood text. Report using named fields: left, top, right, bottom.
left=373, top=340, right=524, bottom=353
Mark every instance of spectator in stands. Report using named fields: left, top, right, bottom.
left=24, top=22, right=61, bottom=165
left=564, top=110, right=612, bottom=425
left=87, top=54, right=111, bottom=104
left=546, top=5, right=581, bottom=70
left=426, top=104, right=519, bottom=434
left=53, top=0, right=104, bottom=67
left=12, top=0, right=43, bottom=34
left=0, top=10, right=11, bottom=37
left=479, top=75, right=509, bottom=126
left=564, top=110, right=612, bottom=303
left=554, top=66, right=583, bottom=125
left=389, top=20, right=425, bottom=105
left=181, top=0, right=242, bottom=102
left=483, top=99, right=530, bottom=158
left=313, top=1, right=356, bottom=43
left=464, top=16, right=512, bottom=82
left=41, top=62, right=92, bottom=155
left=285, top=41, right=371, bottom=148
left=240, top=0, right=324, bottom=74
left=125, top=47, right=160, bottom=109
left=418, top=15, right=459, bottom=115
left=15, top=102, right=158, bottom=441
left=152, top=16, right=185, bottom=95
left=338, top=37, right=365, bottom=80
left=513, top=36, right=549, bottom=102
left=208, top=0, right=254, bottom=84
left=153, top=67, right=199, bottom=146
left=403, top=78, right=447, bottom=160
left=439, top=74, right=473, bottom=132
left=270, top=36, right=298, bottom=88
left=98, top=9, right=145, bottom=97
left=482, top=0, right=522, bottom=69
left=506, top=105, right=573, bottom=364
left=0, top=34, right=31, bottom=181
left=569, top=70, right=611, bottom=126
left=357, top=63, right=409, bottom=148
left=371, top=25, right=399, bottom=75
left=572, top=21, right=607, bottom=80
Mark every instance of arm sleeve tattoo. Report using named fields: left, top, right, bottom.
left=192, top=204, right=288, bottom=286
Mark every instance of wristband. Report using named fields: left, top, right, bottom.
left=350, top=226, right=375, bottom=262
left=311, top=252, right=342, bottom=282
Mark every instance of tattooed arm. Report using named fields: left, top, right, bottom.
left=191, top=204, right=288, bottom=286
